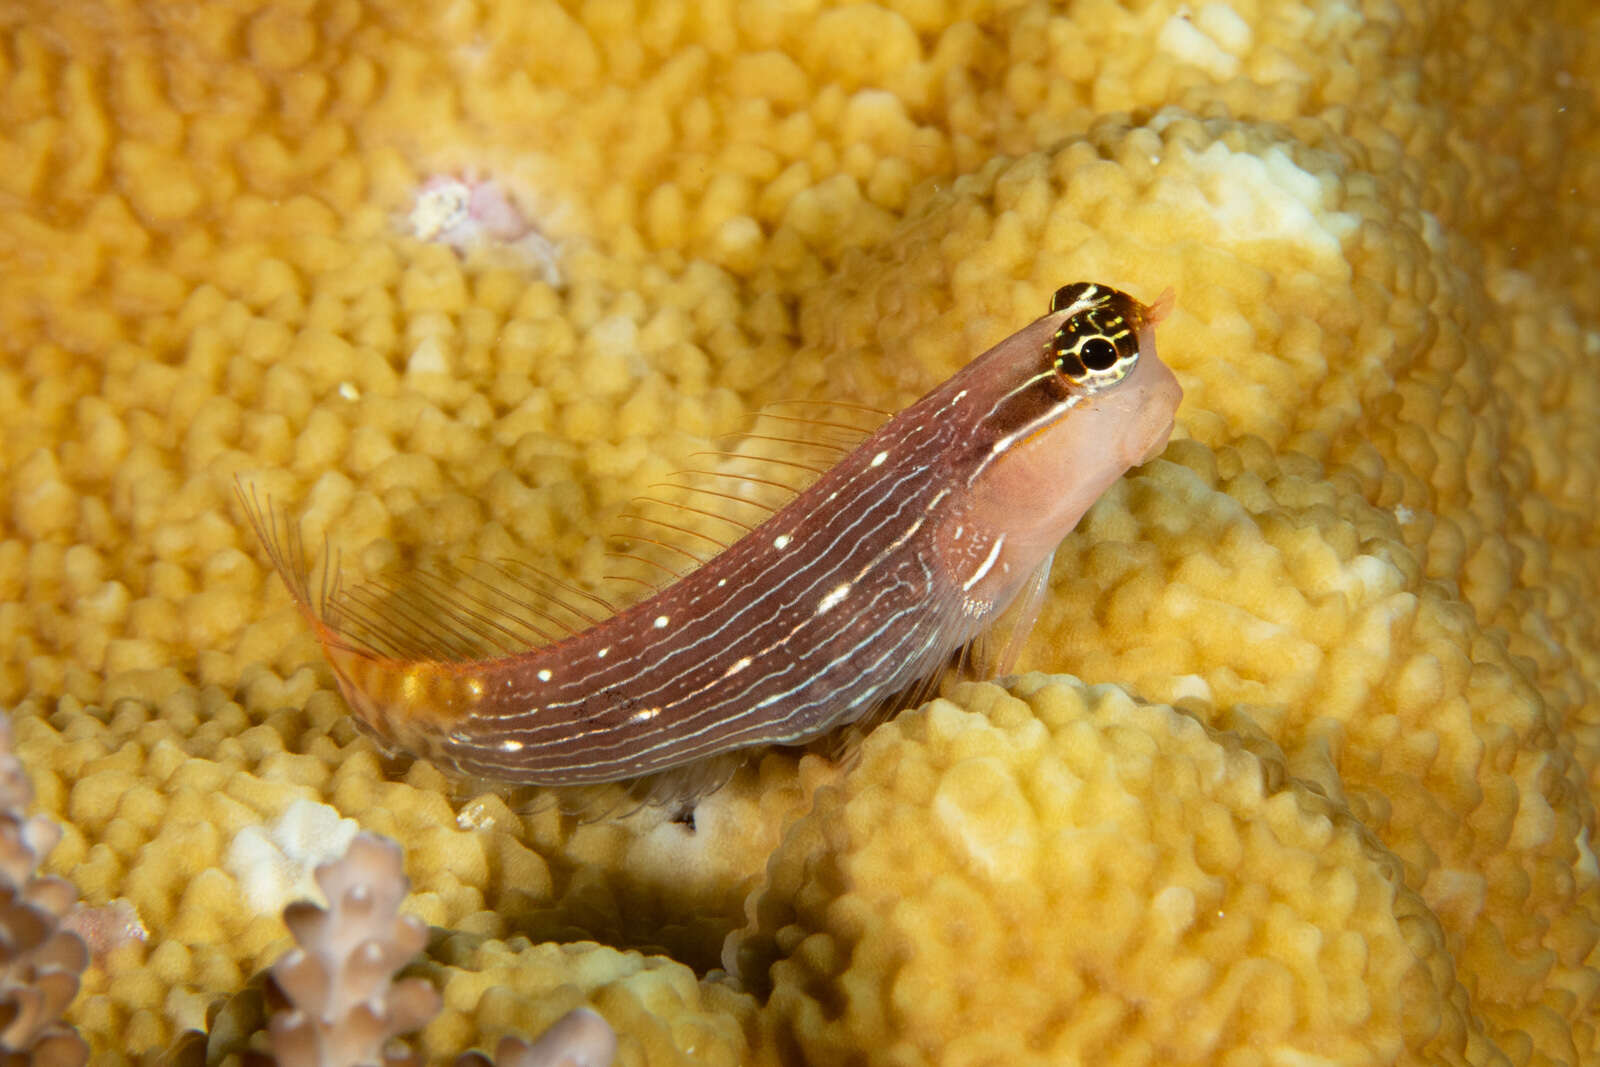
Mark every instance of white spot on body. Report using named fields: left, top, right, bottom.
left=632, top=707, right=660, bottom=723
left=597, top=647, right=610, bottom=658
left=961, top=536, right=1007, bottom=592
left=817, top=582, right=852, bottom=614
left=499, top=739, right=524, bottom=752
left=537, top=668, right=553, bottom=682
left=773, top=533, right=792, bottom=550
left=654, top=615, right=670, bottom=629
left=723, top=656, right=753, bottom=678
left=869, top=450, right=889, bottom=468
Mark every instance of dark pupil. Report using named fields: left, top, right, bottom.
left=1081, top=337, right=1119, bottom=371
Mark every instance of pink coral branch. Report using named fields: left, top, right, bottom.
left=453, top=1008, right=617, bottom=1067
left=260, top=832, right=440, bottom=1067
left=0, top=715, right=88, bottom=1067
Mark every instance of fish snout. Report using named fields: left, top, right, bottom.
left=1127, top=355, right=1183, bottom=466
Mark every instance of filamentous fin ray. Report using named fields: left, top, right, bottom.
left=337, top=541, right=629, bottom=662
left=236, top=478, right=625, bottom=667
left=617, top=510, right=730, bottom=553
left=237, top=481, right=384, bottom=662
left=604, top=549, right=687, bottom=582
left=675, top=468, right=806, bottom=501
left=688, top=449, right=829, bottom=477
left=612, top=516, right=712, bottom=566
left=762, top=397, right=893, bottom=419
left=654, top=483, right=776, bottom=518
left=398, top=566, right=559, bottom=650
left=428, top=562, right=580, bottom=642
left=474, top=557, right=617, bottom=621
left=736, top=432, right=850, bottom=456
left=596, top=414, right=867, bottom=587
left=340, top=563, right=598, bottom=663
left=753, top=411, right=878, bottom=440
left=964, top=549, right=1055, bottom=680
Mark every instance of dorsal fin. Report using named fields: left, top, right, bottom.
left=237, top=481, right=618, bottom=666
left=598, top=399, right=892, bottom=589
left=334, top=556, right=623, bottom=663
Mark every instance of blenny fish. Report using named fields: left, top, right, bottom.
left=241, top=283, right=1181, bottom=795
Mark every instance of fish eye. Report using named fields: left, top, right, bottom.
left=1043, top=282, right=1148, bottom=391
left=1081, top=337, right=1119, bottom=371
left=1049, top=324, right=1139, bottom=390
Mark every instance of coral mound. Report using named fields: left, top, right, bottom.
left=733, top=677, right=1497, bottom=1065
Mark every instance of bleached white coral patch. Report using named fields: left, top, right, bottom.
left=407, top=334, right=452, bottom=377
left=1168, top=674, right=1214, bottom=702
left=410, top=177, right=474, bottom=242
left=221, top=798, right=361, bottom=915
left=1157, top=5, right=1253, bottom=79
left=1152, top=140, right=1358, bottom=260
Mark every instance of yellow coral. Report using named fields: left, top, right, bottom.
left=0, top=0, right=1596, bottom=1064
left=731, top=677, right=1497, bottom=1064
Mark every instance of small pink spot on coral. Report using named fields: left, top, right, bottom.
left=64, top=898, right=147, bottom=960
left=409, top=174, right=563, bottom=285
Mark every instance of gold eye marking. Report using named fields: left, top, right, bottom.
left=1044, top=282, right=1148, bottom=391
left=1050, top=282, right=1100, bottom=313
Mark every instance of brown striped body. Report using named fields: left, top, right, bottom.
left=247, top=283, right=1183, bottom=788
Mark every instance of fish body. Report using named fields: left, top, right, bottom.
left=243, top=283, right=1181, bottom=788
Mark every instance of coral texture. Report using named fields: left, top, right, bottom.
left=730, top=676, right=1501, bottom=1064
left=0, top=0, right=1596, bottom=1064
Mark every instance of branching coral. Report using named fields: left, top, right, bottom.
left=0, top=717, right=87, bottom=1066
left=253, top=832, right=439, bottom=1067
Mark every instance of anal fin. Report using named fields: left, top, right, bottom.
left=963, top=548, right=1056, bottom=681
